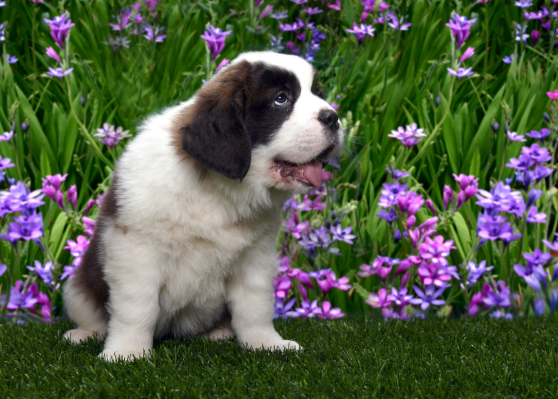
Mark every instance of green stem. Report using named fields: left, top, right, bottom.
left=32, top=4, right=37, bottom=106
left=407, top=79, right=455, bottom=169
left=65, top=79, right=112, bottom=168
left=483, top=4, right=489, bottom=96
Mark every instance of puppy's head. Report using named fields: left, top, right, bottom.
left=173, top=51, right=343, bottom=194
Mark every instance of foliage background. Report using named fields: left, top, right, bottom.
left=0, top=0, right=556, bottom=317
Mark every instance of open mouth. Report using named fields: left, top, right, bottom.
left=273, top=142, right=337, bottom=188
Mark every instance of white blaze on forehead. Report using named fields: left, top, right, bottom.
left=230, top=51, right=315, bottom=90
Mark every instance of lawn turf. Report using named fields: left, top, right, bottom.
left=1, top=316, right=557, bottom=398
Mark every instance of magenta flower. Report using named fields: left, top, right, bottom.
left=482, top=281, right=511, bottom=308
left=365, top=288, right=392, bottom=308
left=201, top=25, right=232, bottom=60
left=418, top=236, right=455, bottom=267
left=46, top=67, right=73, bottom=79
left=547, top=90, right=558, bottom=100
left=447, top=67, right=474, bottom=79
left=258, top=5, right=273, bottom=20
left=45, top=47, right=61, bottom=64
left=109, top=14, right=131, bottom=31
left=82, top=216, right=96, bottom=236
left=64, top=235, right=89, bottom=258
left=274, top=275, right=291, bottom=298
left=44, top=13, right=75, bottom=48
left=459, top=47, right=475, bottom=64
left=315, top=301, right=344, bottom=319
left=328, top=0, right=341, bottom=11
left=291, top=0, right=307, bottom=4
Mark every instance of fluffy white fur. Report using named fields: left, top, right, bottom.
left=63, top=51, right=343, bottom=361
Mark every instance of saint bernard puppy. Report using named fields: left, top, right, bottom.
left=63, top=51, right=343, bottom=361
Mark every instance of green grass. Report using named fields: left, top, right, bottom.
left=2, top=316, right=558, bottom=398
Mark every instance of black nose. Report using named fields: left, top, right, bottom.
left=318, top=109, right=339, bottom=132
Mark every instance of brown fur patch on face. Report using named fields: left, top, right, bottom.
left=170, top=61, right=254, bottom=181
left=70, top=175, right=121, bottom=315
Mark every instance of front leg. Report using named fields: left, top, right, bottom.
left=99, top=228, right=162, bottom=361
left=227, top=238, right=301, bottom=351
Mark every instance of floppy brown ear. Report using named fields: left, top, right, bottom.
left=174, top=62, right=252, bottom=181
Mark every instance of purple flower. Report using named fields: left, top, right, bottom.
left=200, top=25, right=231, bottom=60
left=482, top=281, right=511, bottom=308
left=0, top=129, right=14, bottom=142
left=526, top=128, right=551, bottom=142
left=83, top=216, right=96, bottom=236
left=447, top=67, right=474, bottom=79
left=144, top=25, right=166, bottom=42
left=387, top=287, right=414, bottom=308
left=521, top=143, right=551, bottom=163
left=388, top=123, right=426, bottom=147
left=290, top=0, right=308, bottom=4
left=506, top=154, right=535, bottom=171
left=27, top=260, right=55, bottom=286
left=302, top=7, right=322, bottom=15
left=410, top=284, right=447, bottom=310
left=0, top=264, right=5, bottom=277
left=388, top=15, right=411, bottom=31
left=279, top=18, right=304, bottom=33
left=465, top=260, right=494, bottom=287
left=373, top=11, right=395, bottom=24
left=0, top=281, right=38, bottom=311
left=1, top=213, right=44, bottom=246
left=345, top=23, right=375, bottom=44
left=94, top=123, right=131, bottom=147
left=330, top=225, right=356, bottom=245
left=0, top=156, right=15, bottom=171
left=417, top=262, right=454, bottom=287
left=443, top=185, right=454, bottom=211
left=526, top=206, right=546, bottom=224
left=503, top=55, right=515, bottom=64
left=377, top=208, right=398, bottom=224
left=283, top=216, right=312, bottom=239
left=60, top=265, right=77, bottom=280
left=515, top=23, right=529, bottom=44
left=315, top=301, right=344, bottom=319
left=445, top=13, right=476, bottom=48
left=515, top=0, right=533, bottom=7
left=506, top=131, right=526, bottom=142
left=274, top=298, right=298, bottom=319
left=365, top=288, right=393, bottom=308
left=6, top=54, right=17, bottom=64
left=46, top=67, right=74, bottom=79
left=270, top=10, right=288, bottom=20
left=385, top=167, right=409, bottom=180
left=44, top=13, right=75, bottom=48
left=378, top=181, right=407, bottom=208
left=477, top=213, right=521, bottom=246
left=542, top=233, right=558, bottom=253
left=524, top=8, right=548, bottom=21
left=524, top=249, right=552, bottom=267
left=476, top=182, right=522, bottom=213
left=2, top=181, right=45, bottom=214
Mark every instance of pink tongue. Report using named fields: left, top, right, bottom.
left=302, top=160, right=323, bottom=188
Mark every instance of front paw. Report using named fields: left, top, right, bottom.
left=99, top=348, right=151, bottom=362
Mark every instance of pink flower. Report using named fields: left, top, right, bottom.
left=459, top=46, right=475, bottom=64
left=547, top=90, right=558, bottom=100
left=46, top=47, right=61, bottom=64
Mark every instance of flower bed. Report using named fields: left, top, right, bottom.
left=0, top=0, right=556, bottom=322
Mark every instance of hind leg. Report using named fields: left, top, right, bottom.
left=62, top=278, right=108, bottom=344
left=200, top=315, right=235, bottom=341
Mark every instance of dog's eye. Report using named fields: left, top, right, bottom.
left=274, top=93, right=288, bottom=105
